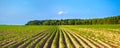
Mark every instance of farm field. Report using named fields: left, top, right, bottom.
left=0, top=25, right=120, bottom=48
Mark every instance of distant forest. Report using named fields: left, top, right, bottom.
left=26, top=16, right=120, bottom=25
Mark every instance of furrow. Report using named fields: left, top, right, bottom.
left=39, top=30, right=53, bottom=48
left=43, top=29, right=57, bottom=48
left=51, top=29, right=60, bottom=48
left=29, top=32, right=48, bottom=48
left=70, top=32, right=90, bottom=48
left=59, top=29, right=67, bottom=48
left=0, top=40, right=12, bottom=46
left=12, top=38, right=28, bottom=48
left=18, top=31, right=45, bottom=48
left=87, top=38, right=105, bottom=48
left=68, top=31, right=90, bottom=48
left=62, top=30, right=75, bottom=48
left=3, top=41, right=17, bottom=48
left=74, top=33, right=97, bottom=48
left=2, top=31, right=45, bottom=48
left=1, top=30, right=45, bottom=47
left=65, top=31, right=81, bottom=48
left=96, top=39, right=112, bottom=48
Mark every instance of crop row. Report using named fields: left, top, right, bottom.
left=0, top=26, right=114, bottom=48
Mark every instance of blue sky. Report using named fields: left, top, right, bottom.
left=0, top=0, right=120, bottom=25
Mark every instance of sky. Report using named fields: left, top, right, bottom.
left=0, top=0, right=120, bottom=25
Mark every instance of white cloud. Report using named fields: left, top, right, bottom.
left=57, top=11, right=68, bottom=15
left=58, top=11, right=64, bottom=15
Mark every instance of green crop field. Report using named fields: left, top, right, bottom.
left=0, top=25, right=120, bottom=48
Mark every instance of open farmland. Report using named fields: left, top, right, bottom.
left=0, top=25, right=120, bottom=48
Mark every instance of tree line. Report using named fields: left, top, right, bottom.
left=26, top=16, right=120, bottom=25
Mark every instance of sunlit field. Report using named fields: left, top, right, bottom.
left=0, top=0, right=120, bottom=48
left=0, top=25, right=120, bottom=48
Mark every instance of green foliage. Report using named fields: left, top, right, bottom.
left=26, top=16, right=120, bottom=25
left=8, top=45, right=13, bottom=48
left=25, top=20, right=40, bottom=25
